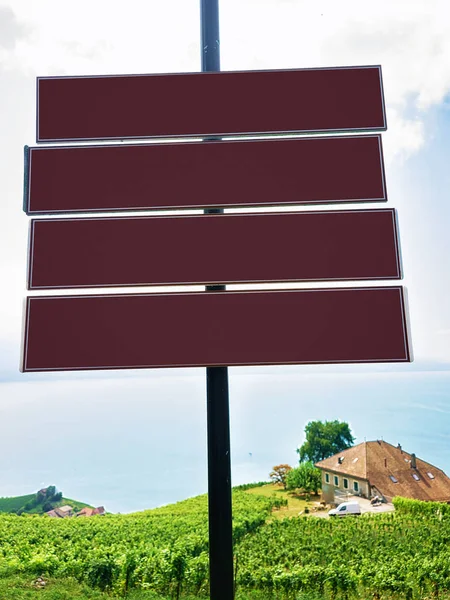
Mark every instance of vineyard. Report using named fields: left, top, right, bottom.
left=0, top=491, right=280, bottom=598
left=235, top=497, right=450, bottom=599
left=0, top=492, right=449, bottom=599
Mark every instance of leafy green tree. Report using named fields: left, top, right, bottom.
left=286, top=462, right=321, bottom=494
left=45, top=486, right=56, bottom=499
left=269, top=465, right=292, bottom=489
left=297, top=420, right=354, bottom=464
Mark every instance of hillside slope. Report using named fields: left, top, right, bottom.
left=0, top=487, right=93, bottom=515
left=0, top=494, right=35, bottom=513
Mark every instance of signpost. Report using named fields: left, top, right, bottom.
left=200, top=3, right=233, bottom=597
left=36, top=65, right=386, bottom=142
left=20, top=2, right=411, bottom=599
left=28, top=209, right=401, bottom=289
left=25, top=135, right=387, bottom=214
left=22, top=287, right=410, bottom=372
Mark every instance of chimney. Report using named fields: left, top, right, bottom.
left=411, top=453, right=417, bottom=469
left=397, top=443, right=402, bottom=453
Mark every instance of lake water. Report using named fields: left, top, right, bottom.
left=0, top=364, right=449, bottom=513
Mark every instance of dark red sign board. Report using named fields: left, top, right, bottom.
left=37, top=66, right=386, bottom=142
left=21, top=287, right=410, bottom=372
left=25, top=135, right=386, bottom=214
left=28, top=209, right=401, bottom=290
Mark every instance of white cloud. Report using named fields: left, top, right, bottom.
left=0, top=4, right=30, bottom=50
left=221, top=0, right=450, bottom=161
left=2, top=0, right=448, bottom=162
left=382, top=108, right=425, bottom=164
left=3, top=0, right=200, bottom=75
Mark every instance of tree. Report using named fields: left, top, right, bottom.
left=45, top=486, right=56, bottom=500
left=269, top=464, right=292, bottom=489
left=42, top=501, right=53, bottom=512
left=297, top=420, right=355, bottom=464
left=286, top=462, right=322, bottom=495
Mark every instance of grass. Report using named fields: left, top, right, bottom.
left=0, top=577, right=165, bottom=599
left=245, top=483, right=325, bottom=519
left=6, top=577, right=443, bottom=600
left=0, top=495, right=36, bottom=513
left=55, top=497, right=93, bottom=511
left=0, top=576, right=110, bottom=599
left=0, top=577, right=329, bottom=599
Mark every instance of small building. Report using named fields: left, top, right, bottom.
left=46, top=506, right=72, bottom=518
left=77, top=506, right=105, bottom=517
left=58, top=505, right=73, bottom=517
left=77, top=507, right=94, bottom=517
left=315, top=440, right=450, bottom=504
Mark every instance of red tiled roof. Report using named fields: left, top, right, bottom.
left=77, top=507, right=95, bottom=517
left=46, top=508, right=67, bottom=518
left=316, top=444, right=368, bottom=479
left=77, top=506, right=105, bottom=517
left=316, top=440, right=450, bottom=502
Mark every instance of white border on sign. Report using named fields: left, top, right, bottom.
left=36, top=65, right=387, bottom=143
left=27, top=134, right=387, bottom=214
left=27, top=208, right=401, bottom=290
left=22, top=286, right=410, bottom=371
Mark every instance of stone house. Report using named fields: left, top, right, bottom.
left=315, top=440, right=450, bottom=504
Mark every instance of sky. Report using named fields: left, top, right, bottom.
left=0, top=0, right=449, bottom=513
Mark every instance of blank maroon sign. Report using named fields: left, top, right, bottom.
left=37, top=66, right=386, bottom=142
left=21, top=287, right=410, bottom=372
left=25, top=135, right=386, bottom=214
left=28, top=209, right=401, bottom=290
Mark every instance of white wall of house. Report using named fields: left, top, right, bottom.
left=320, top=471, right=370, bottom=503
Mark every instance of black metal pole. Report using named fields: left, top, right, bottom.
left=206, top=365, right=233, bottom=600
left=200, top=2, right=234, bottom=600
left=201, top=0, right=220, bottom=73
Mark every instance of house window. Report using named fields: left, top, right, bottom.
left=334, top=475, right=339, bottom=487
left=353, top=481, right=359, bottom=492
left=427, top=472, right=435, bottom=480
left=325, top=473, right=330, bottom=484
left=389, top=475, right=398, bottom=483
left=343, top=478, right=349, bottom=489
left=412, top=473, right=420, bottom=481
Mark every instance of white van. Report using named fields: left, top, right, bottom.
left=328, top=501, right=361, bottom=517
